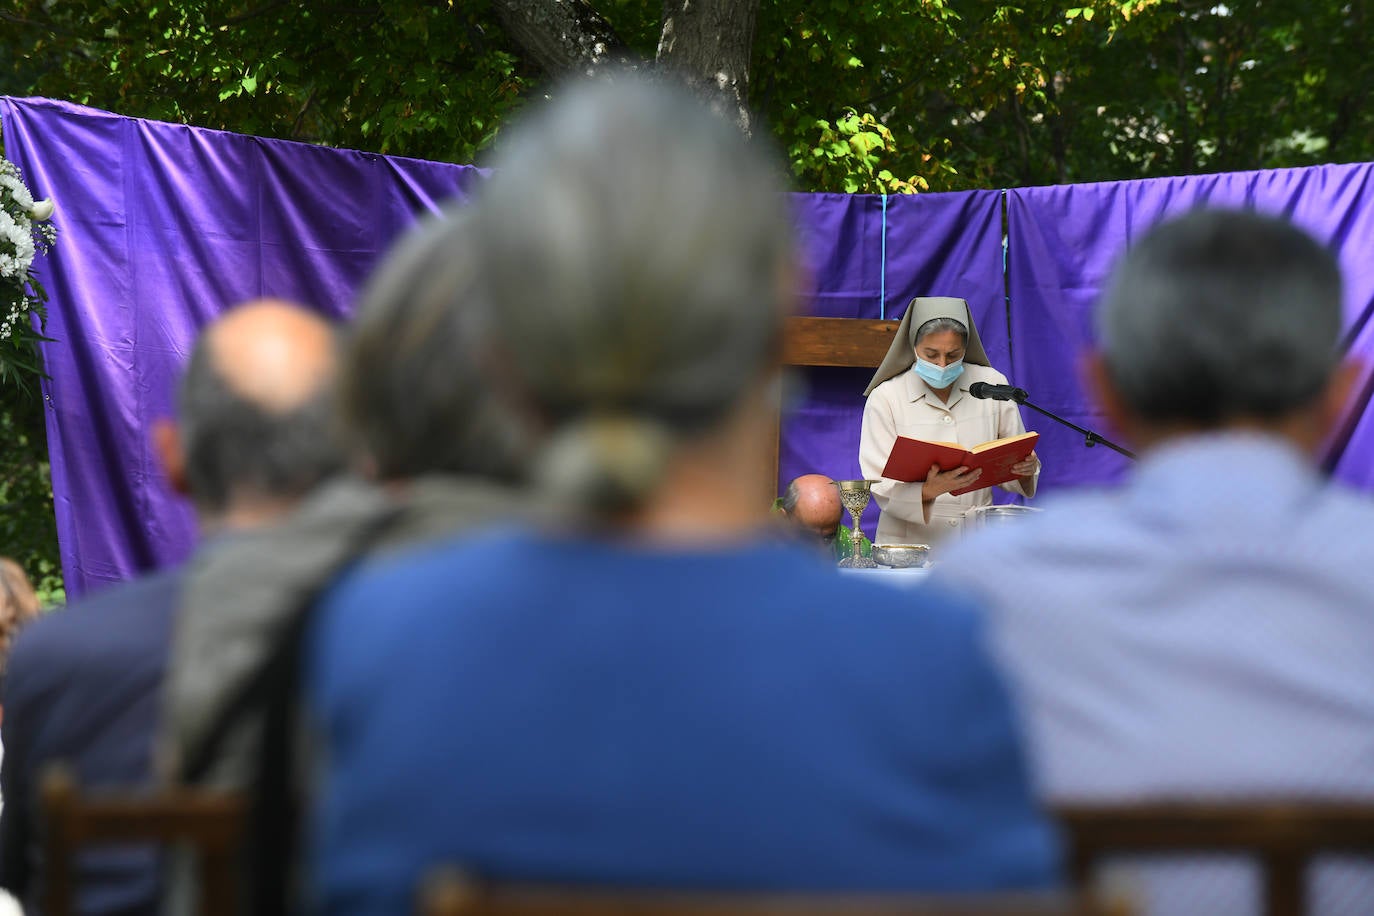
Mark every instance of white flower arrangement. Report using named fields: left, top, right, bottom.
left=0, top=155, right=56, bottom=393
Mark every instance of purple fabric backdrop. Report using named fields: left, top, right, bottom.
left=1006, top=164, right=1374, bottom=491
left=1, top=97, right=486, bottom=596
left=6, top=96, right=1374, bottom=594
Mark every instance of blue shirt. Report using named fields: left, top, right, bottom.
left=0, top=568, right=180, bottom=916
left=936, top=432, right=1374, bottom=915
left=306, top=528, right=1058, bottom=913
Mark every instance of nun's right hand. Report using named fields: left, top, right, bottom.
left=922, top=464, right=981, bottom=500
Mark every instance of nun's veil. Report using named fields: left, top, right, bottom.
left=863, top=296, right=990, bottom=396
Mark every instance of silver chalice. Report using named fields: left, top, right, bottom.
left=833, top=479, right=879, bottom=568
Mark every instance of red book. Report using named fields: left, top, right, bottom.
left=880, top=431, right=1039, bottom=496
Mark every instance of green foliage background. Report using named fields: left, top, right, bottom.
left=0, top=388, right=63, bottom=607
left=3, top=0, right=1373, bottom=597
left=9, top=0, right=1373, bottom=192
left=0, top=122, right=62, bottom=606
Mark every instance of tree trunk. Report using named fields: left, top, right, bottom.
left=656, top=0, right=760, bottom=135
left=487, top=0, right=637, bottom=76
left=485, top=0, right=759, bottom=136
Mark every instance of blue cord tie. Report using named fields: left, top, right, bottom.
left=879, top=192, right=889, bottom=320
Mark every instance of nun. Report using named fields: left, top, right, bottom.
left=859, top=297, right=1040, bottom=548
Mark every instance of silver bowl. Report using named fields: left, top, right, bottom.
left=871, top=544, right=930, bottom=569
left=964, top=505, right=1041, bottom=531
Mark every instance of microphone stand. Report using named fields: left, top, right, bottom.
left=1004, top=391, right=1137, bottom=460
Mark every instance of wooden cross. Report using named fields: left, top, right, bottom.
left=770, top=316, right=901, bottom=494
left=782, top=316, right=901, bottom=368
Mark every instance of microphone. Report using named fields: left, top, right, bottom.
left=968, top=381, right=1029, bottom=403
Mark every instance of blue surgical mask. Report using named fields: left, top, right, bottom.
left=914, top=357, right=964, bottom=389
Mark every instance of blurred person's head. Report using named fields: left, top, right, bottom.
left=471, top=75, right=795, bottom=533
left=0, top=557, right=40, bottom=673
left=340, top=209, right=521, bottom=485
left=153, top=299, right=345, bottom=530
left=778, top=475, right=844, bottom=543
left=1089, top=209, right=1357, bottom=455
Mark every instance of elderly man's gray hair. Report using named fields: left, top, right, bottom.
left=777, top=479, right=803, bottom=515
left=340, top=208, right=521, bottom=484
left=179, top=329, right=343, bottom=514
left=471, top=74, right=794, bottom=514
left=1098, top=209, right=1343, bottom=424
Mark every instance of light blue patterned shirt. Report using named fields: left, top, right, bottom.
left=936, top=431, right=1374, bottom=916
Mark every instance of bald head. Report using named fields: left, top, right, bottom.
left=780, top=474, right=844, bottom=540
left=173, top=299, right=344, bottom=523
left=203, top=299, right=338, bottom=415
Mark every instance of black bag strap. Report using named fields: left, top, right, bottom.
left=244, top=597, right=314, bottom=916
left=178, top=505, right=406, bottom=915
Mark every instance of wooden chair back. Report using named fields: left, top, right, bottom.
left=419, top=868, right=1130, bottom=916
left=40, top=764, right=247, bottom=916
left=1054, top=802, right=1374, bottom=916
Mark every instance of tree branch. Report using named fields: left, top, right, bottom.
left=0, top=10, right=127, bottom=43
left=290, top=87, right=319, bottom=138
left=486, top=0, right=638, bottom=76
left=220, top=0, right=289, bottom=27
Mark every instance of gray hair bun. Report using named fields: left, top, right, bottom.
left=535, top=415, right=673, bottom=516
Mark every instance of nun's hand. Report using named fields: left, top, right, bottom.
left=923, top=464, right=982, bottom=500
left=1011, top=451, right=1040, bottom=478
